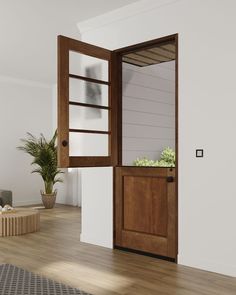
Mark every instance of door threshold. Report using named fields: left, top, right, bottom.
left=114, top=246, right=176, bottom=263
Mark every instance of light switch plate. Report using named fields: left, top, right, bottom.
left=196, top=149, right=204, bottom=157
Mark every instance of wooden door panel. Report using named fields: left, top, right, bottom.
left=115, top=166, right=176, bottom=259
left=151, top=178, right=168, bottom=237
left=124, top=176, right=152, bottom=234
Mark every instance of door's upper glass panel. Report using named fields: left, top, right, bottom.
left=69, top=132, right=109, bottom=157
left=69, top=51, right=109, bottom=82
left=69, top=105, right=109, bottom=131
left=69, top=78, right=109, bottom=106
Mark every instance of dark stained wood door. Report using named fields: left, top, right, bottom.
left=115, top=166, right=177, bottom=259
left=57, top=35, right=118, bottom=168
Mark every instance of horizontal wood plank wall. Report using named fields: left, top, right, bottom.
left=122, top=61, right=175, bottom=165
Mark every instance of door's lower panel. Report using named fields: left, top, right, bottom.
left=115, top=166, right=176, bottom=259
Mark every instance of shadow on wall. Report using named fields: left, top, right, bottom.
left=57, top=168, right=82, bottom=207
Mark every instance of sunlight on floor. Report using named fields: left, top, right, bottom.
left=38, top=260, right=134, bottom=290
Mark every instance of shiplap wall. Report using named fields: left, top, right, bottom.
left=122, top=60, right=175, bottom=165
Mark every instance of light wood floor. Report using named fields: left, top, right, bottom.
left=0, top=205, right=235, bottom=295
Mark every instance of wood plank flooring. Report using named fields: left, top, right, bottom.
left=0, top=205, right=235, bottom=295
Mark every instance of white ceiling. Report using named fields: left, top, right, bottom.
left=0, top=0, right=138, bottom=84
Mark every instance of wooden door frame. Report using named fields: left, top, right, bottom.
left=113, top=33, right=179, bottom=261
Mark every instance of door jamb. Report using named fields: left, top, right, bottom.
left=113, top=33, right=179, bottom=261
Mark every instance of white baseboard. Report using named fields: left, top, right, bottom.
left=178, top=254, right=236, bottom=277
left=80, top=233, right=113, bottom=249
left=14, top=199, right=77, bottom=207
left=13, top=199, right=41, bottom=207
left=56, top=199, right=76, bottom=206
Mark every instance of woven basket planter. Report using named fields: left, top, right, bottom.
left=41, top=190, right=57, bottom=209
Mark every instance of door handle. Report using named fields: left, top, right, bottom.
left=167, top=176, right=174, bottom=183
left=62, top=140, right=68, bottom=147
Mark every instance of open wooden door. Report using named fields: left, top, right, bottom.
left=57, top=35, right=118, bottom=168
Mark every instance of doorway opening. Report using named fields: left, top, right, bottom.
left=114, top=34, right=178, bottom=261
left=57, top=34, right=178, bottom=261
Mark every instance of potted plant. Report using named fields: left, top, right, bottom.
left=18, top=131, right=63, bottom=209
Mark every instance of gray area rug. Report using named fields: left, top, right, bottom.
left=0, top=264, right=91, bottom=295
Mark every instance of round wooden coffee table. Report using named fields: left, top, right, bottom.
left=0, top=209, right=40, bottom=237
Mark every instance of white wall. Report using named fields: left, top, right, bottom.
left=80, top=167, right=113, bottom=248
left=0, top=77, right=53, bottom=206
left=0, top=77, right=77, bottom=207
left=78, top=0, right=236, bottom=276
left=123, top=61, right=175, bottom=165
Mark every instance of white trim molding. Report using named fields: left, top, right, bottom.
left=77, top=0, right=181, bottom=35
left=13, top=199, right=41, bottom=207
left=178, top=255, right=236, bottom=278
left=80, top=233, right=113, bottom=249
